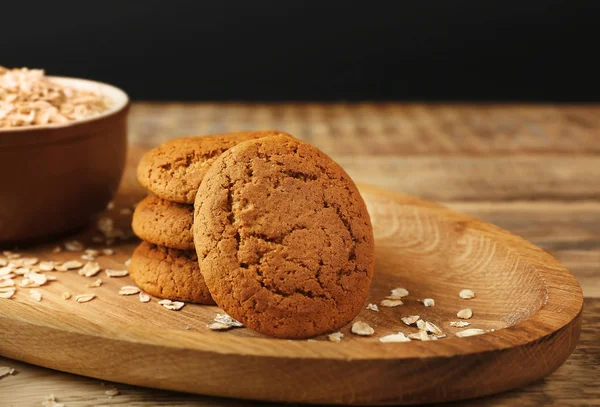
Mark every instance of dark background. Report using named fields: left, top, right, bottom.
left=2, top=1, right=599, bottom=101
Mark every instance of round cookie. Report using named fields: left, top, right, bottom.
left=193, top=135, right=375, bottom=339
left=132, top=194, right=194, bottom=250
left=129, top=241, right=215, bottom=305
left=137, top=130, right=291, bottom=204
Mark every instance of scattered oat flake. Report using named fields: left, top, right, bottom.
left=20, top=272, right=47, bottom=287
left=21, top=257, right=38, bottom=266
left=459, top=289, right=475, bottom=299
left=425, top=321, right=443, bottom=336
left=0, top=289, right=15, bottom=299
left=328, top=332, right=344, bottom=343
left=81, top=254, right=96, bottom=261
left=3, top=251, right=20, bottom=259
left=80, top=262, right=101, bottom=277
left=38, top=261, right=54, bottom=271
left=63, top=260, right=83, bottom=270
left=75, top=293, right=96, bottom=303
left=106, top=201, right=115, bottom=210
left=379, top=332, right=411, bottom=343
left=105, top=387, right=119, bottom=397
left=401, top=315, right=420, bottom=326
left=351, top=321, right=374, bottom=336
left=0, top=366, right=16, bottom=379
left=416, top=319, right=426, bottom=330
left=64, top=240, right=84, bottom=251
left=102, top=248, right=115, bottom=256
left=105, top=269, right=128, bottom=278
left=456, top=328, right=485, bottom=338
left=119, top=208, right=132, bottom=215
left=390, top=287, right=409, bottom=298
left=0, top=268, right=14, bottom=277
left=124, top=258, right=131, bottom=267
left=408, top=330, right=431, bottom=341
left=51, top=246, right=62, bottom=253
left=42, top=393, right=64, bottom=407
left=457, top=308, right=473, bottom=319
left=29, top=289, right=42, bottom=302
left=423, top=298, right=435, bottom=307
left=214, top=313, right=243, bottom=327
left=14, top=267, right=29, bottom=275
left=0, top=279, right=14, bottom=288
left=86, top=278, right=102, bottom=288
left=159, top=299, right=185, bottom=310
left=46, top=275, right=57, bottom=281
left=380, top=299, right=403, bottom=307
left=119, top=286, right=140, bottom=295
left=208, top=322, right=232, bottom=330
left=450, top=321, right=471, bottom=328
left=0, top=259, right=6, bottom=267
left=366, top=303, right=379, bottom=312
left=62, top=292, right=72, bottom=300
left=139, top=292, right=150, bottom=303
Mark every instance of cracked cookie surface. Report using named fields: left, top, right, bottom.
left=129, top=241, right=215, bottom=305
left=137, top=130, right=291, bottom=204
left=193, top=135, right=375, bottom=338
left=132, top=194, right=194, bottom=250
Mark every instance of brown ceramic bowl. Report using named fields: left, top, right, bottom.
left=0, top=77, right=129, bottom=246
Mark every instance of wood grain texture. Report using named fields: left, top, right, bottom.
left=0, top=298, right=597, bottom=407
left=0, top=169, right=584, bottom=404
left=128, top=103, right=600, bottom=155
left=1, top=102, right=599, bottom=406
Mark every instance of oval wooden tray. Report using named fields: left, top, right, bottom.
left=0, top=184, right=583, bottom=405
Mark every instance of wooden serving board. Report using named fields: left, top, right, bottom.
left=0, top=149, right=583, bottom=405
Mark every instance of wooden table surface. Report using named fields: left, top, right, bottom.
left=2, top=103, right=599, bottom=406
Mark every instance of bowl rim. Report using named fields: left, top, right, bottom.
left=0, top=75, right=129, bottom=134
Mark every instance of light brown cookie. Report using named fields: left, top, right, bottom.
left=132, top=194, right=194, bottom=250
left=193, top=135, right=375, bottom=339
left=137, top=130, right=291, bottom=204
left=129, top=241, right=215, bottom=305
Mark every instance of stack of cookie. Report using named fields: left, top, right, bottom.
left=131, top=131, right=282, bottom=304
left=131, top=131, right=375, bottom=339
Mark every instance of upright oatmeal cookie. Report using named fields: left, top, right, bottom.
left=132, top=194, right=194, bottom=250
left=129, top=241, right=214, bottom=305
left=137, top=130, right=291, bottom=204
left=193, top=135, right=375, bottom=339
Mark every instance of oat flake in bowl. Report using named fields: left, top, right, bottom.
left=0, top=70, right=129, bottom=244
left=0, top=66, right=112, bottom=128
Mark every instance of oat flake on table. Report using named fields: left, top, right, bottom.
left=0, top=366, right=16, bottom=379
left=459, top=289, right=476, bottom=299
left=119, top=286, right=140, bottom=295
left=366, top=303, right=379, bottom=312
left=328, top=332, right=344, bottom=343
left=159, top=299, right=185, bottom=311
left=450, top=321, right=471, bottom=328
left=351, top=321, right=374, bottom=336
left=456, top=328, right=485, bottom=338
left=105, top=269, right=128, bottom=278
left=380, top=298, right=403, bottom=307
left=423, top=298, right=435, bottom=307
left=379, top=332, right=411, bottom=343
left=29, top=289, right=42, bottom=302
left=75, top=293, right=96, bottom=303
left=80, top=261, right=101, bottom=277
left=457, top=308, right=473, bottom=319
left=0, top=289, right=15, bottom=299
